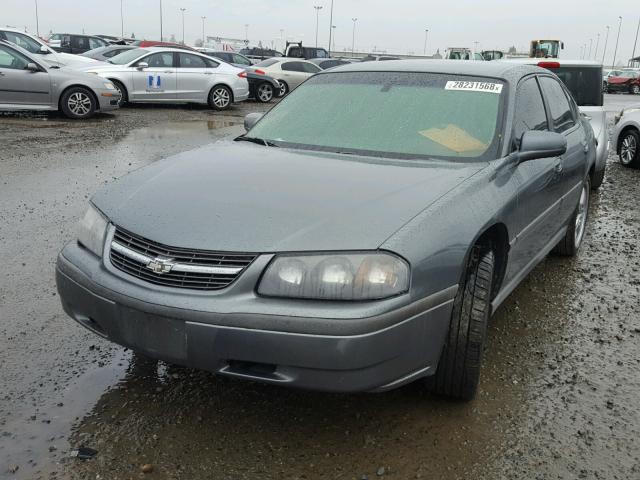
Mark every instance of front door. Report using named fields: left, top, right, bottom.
left=0, top=44, right=50, bottom=107
left=130, top=52, right=177, bottom=102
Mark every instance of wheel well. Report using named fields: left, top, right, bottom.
left=58, top=84, right=99, bottom=111
left=473, top=223, right=509, bottom=300
left=108, top=78, right=127, bottom=100
left=617, top=126, right=639, bottom=154
left=209, top=84, right=234, bottom=103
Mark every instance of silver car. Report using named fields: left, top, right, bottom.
left=0, top=27, right=101, bottom=69
left=81, top=45, right=136, bottom=62
left=612, top=106, right=640, bottom=168
left=250, top=58, right=321, bottom=96
left=83, top=47, right=249, bottom=110
left=0, top=41, right=120, bottom=119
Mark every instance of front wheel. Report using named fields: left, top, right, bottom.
left=619, top=129, right=640, bottom=168
left=60, top=87, right=96, bottom=119
left=111, top=80, right=128, bottom=107
left=209, top=85, right=232, bottom=110
left=631, top=84, right=640, bottom=95
left=554, top=176, right=590, bottom=256
left=255, top=82, right=274, bottom=103
left=277, top=80, right=289, bottom=97
left=428, top=246, right=494, bottom=400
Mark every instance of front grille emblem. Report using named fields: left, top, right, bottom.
left=146, top=257, right=175, bottom=274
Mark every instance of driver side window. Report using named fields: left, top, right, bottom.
left=139, top=52, right=175, bottom=68
left=512, top=77, right=549, bottom=150
left=0, top=45, right=29, bottom=70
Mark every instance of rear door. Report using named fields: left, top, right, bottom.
left=538, top=75, right=587, bottom=223
left=0, top=44, right=50, bottom=107
left=507, top=75, right=564, bottom=278
left=131, top=52, right=177, bottom=102
left=176, top=52, right=216, bottom=102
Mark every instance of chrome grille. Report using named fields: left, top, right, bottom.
left=109, top=227, right=257, bottom=291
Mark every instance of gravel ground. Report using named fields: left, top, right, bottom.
left=1, top=95, right=639, bottom=480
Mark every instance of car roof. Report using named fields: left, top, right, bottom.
left=330, top=59, right=543, bottom=82
left=501, top=58, right=602, bottom=67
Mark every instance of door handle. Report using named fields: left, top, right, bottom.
left=0, top=72, right=5, bottom=77
left=163, top=70, right=173, bottom=73
left=554, top=161, right=563, bottom=174
left=204, top=72, right=213, bottom=75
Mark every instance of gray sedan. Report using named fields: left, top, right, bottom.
left=0, top=40, right=120, bottom=118
left=56, top=61, right=595, bottom=399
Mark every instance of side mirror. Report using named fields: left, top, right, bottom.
left=25, top=62, right=40, bottom=72
left=39, top=45, right=51, bottom=54
left=244, top=112, right=263, bottom=131
left=517, top=130, right=567, bottom=163
left=136, top=62, right=148, bottom=70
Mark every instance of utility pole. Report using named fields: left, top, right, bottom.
left=594, top=33, right=600, bottom=61
left=328, top=0, right=334, bottom=54
left=588, top=38, right=592, bottom=58
left=602, top=25, right=610, bottom=65
left=120, top=0, right=124, bottom=38
left=159, top=0, right=163, bottom=40
left=280, top=29, right=284, bottom=50
left=34, top=0, right=40, bottom=37
left=632, top=16, right=640, bottom=65
left=332, top=25, right=336, bottom=53
left=314, top=6, right=323, bottom=48
left=612, top=16, right=622, bottom=68
left=423, top=28, right=429, bottom=55
left=245, top=24, right=249, bottom=42
left=351, top=18, right=357, bottom=54
left=180, top=7, right=186, bottom=45
left=201, top=16, right=206, bottom=47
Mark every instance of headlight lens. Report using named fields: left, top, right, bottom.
left=103, top=82, right=116, bottom=90
left=77, top=204, right=108, bottom=257
left=258, top=253, right=409, bottom=300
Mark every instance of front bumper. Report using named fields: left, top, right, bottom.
left=95, top=88, right=121, bottom=111
left=607, top=83, right=634, bottom=93
left=56, top=241, right=456, bottom=392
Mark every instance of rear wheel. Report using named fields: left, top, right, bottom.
left=631, top=84, right=640, bottom=95
left=60, top=87, right=96, bottom=119
left=619, top=129, right=640, bottom=168
left=111, top=79, right=128, bottom=107
left=277, top=80, right=289, bottom=97
left=554, top=176, right=590, bottom=256
left=255, top=82, right=274, bottom=103
left=428, top=246, right=494, bottom=400
left=209, top=85, right=232, bottom=110
left=590, top=166, right=605, bottom=190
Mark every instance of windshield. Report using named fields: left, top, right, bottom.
left=248, top=72, right=505, bottom=161
left=108, top=48, right=149, bottom=64
left=546, top=66, right=603, bottom=106
left=254, top=58, right=278, bottom=68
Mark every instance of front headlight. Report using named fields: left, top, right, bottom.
left=77, top=204, right=108, bottom=257
left=103, top=82, right=116, bottom=90
left=257, top=252, right=410, bottom=300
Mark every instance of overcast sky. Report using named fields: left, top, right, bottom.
left=4, top=0, right=640, bottom=64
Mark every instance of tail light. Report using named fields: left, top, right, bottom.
left=254, top=69, right=266, bottom=75
left=537, top=61, right=560, bottom=69
left=238, top=71, right=248, bottom=78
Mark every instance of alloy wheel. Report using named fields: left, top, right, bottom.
left=633, top=85, right=640, bottom=94
left=212, top=88, right=230, bottom=109
left=620, top=134, right=637, bottom=165
left=67, top=92, right=92, bottom=116
left=257, top=83, right=273, bottom=102
left=574, top=183, right=589, bottom=248
left=278, top=82, right=287, bottom=97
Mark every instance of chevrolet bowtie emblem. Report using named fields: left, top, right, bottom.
left=146, top=257, right=175, bottom=274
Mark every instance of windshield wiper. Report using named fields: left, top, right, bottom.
left=235, top=136, right=279, bottom=147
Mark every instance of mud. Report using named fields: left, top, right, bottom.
left=1, top=95, right=639, bottom=480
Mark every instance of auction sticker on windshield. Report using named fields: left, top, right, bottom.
left=445, top=81, right=503, bottom=93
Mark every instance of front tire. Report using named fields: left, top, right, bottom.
left=255, top=82, right=275, bottom=103
left=277, top=80, right=289, bottom=97
left=429, top=246, right=494, bottom=400
left=619, top=129, right=640, bottom=168
left=111, top=79, right=128, bottom=107
left=209, top=85, right=232, bottom=110
left=591, top=165, right=606, bottom=190
left=554, top=176, right=590, bottom=256
left=60, top=87, right=96, bottom=119
left=631, top=84, right=640, bottom=95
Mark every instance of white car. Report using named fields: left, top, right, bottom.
left=249, top=58, right=321, bottom=96
left=0, top=28, right=100, bottom=68
left=83, top=47, right=249, bottom=110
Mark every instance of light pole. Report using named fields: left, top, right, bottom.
left=328, top=0, right=334, bottom=53
left=314, top=6, right=323, bottom=48
left=34, top=0, right=40, bottom=37
left=180, top=8, right=186, bottom=44
left=245, top=24, right=249, bottom=42
left=423, top=28, right=429, bottom=55
left=474, top=41, right=480, bottom=56
left=594, top=33, right=600, bottom=60
left=602, top=25, right=610, bottom=65
left=159, top=0, right=163, bottom=40
left=612, top=16, right=622, bottom=68
left=632, top=16, right=640, bottom=65
left=588, top=38, right=592, bottom=58
left=201, top=16, right=206, bottom=46
left=280, top=29, right=284, bottom=50
left=120, top=0, right=124, bottom=38
left=351, top=18, right=357, bottom=54
left=332, top=25, right=336, bottom=53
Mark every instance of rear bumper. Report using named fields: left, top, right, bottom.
left=607, top=83, right=635, bottom=92
left=56, top=242, right=455, bottom=392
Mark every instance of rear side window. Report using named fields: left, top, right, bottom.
left=301, top=62, right=321, bottom=73
left=539, top=76, right=576, bottom=133
left=89, top=37, right=105, bottom=50
left=282, top=61, right=304, bottom=72
left=545, top=66, right=603, bottom=106
left=512, top=77, right=549, bottom=149
left=178, top=53, right=207, bottom=68
left=73, top=36, right=90, bottom=50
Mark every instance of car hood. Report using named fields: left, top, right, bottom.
left=55, top=52, right=102, bottom=67
left=92, top=142, right=487, bottom=252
